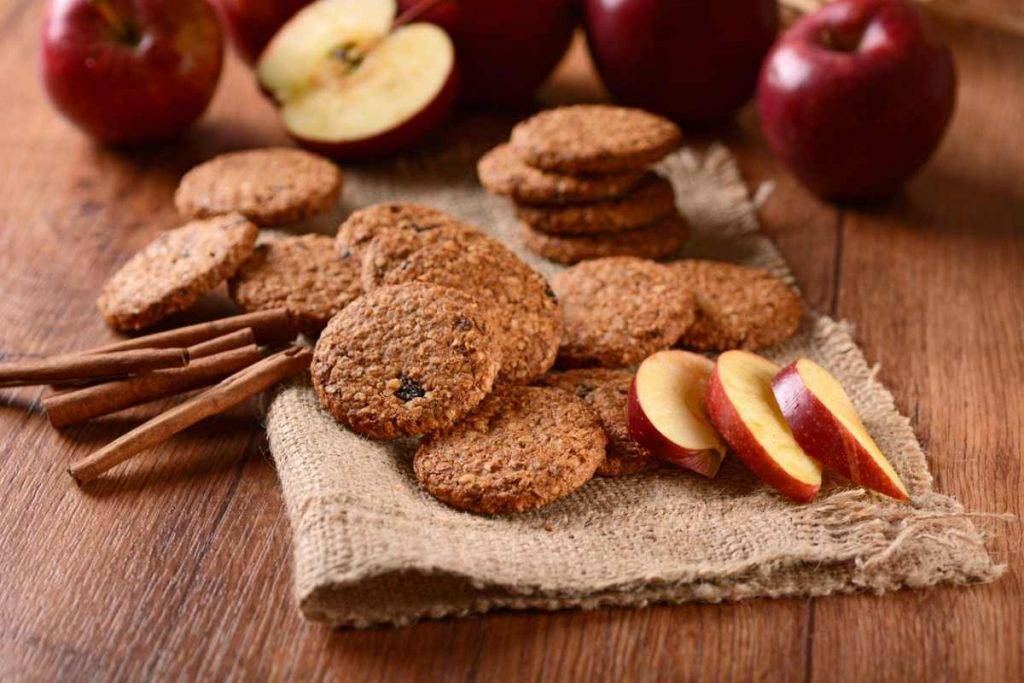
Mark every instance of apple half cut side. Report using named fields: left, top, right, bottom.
left=627, top=350, right=726, bottom=477
left=705, top=350, right=822, bottom=502
left=772, top=358, right=909, bottom=501
left=257, top=0, right=458, bottom=159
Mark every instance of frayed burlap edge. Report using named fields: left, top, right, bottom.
left=265, top=142, right=1005, bottom=629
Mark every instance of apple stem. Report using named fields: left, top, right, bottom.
left=89, top=0, right=136, bottom=45
left=393, top=0, right=451, bottom=29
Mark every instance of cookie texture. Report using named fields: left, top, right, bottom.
left=510, top=105, right=682, bottom=173
left=538, top=369, right=660, bottom=477
left=477, top=143, right=645, bottom=205
left=98, top=214, right=259, bottom=331
left=335, top=203, right=459, bottom=259
left=414, top=386, right=606, bottom=514
left=522, top=213, right=689, bottom=265
left=553, top=257, right=695, bottom=368
left=228, top=234, right=362, bottom=337
left=377, top=239, right=562, bottom=385
left=311, top=283, right=502, bottom=439
left=359, top=221, right=488, bottom=290
left=672, top=260, right=803, bottom=351
left=515, top=173, right=675, bottom=234
left=175, top=148, right=342, bottom=225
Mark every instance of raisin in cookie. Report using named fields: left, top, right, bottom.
left=311, top=283, right=502, bottom=439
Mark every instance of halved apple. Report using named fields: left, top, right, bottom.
left=627, top=350, right=726, bottom=477
left=257, top=0, right=458, bottom=158
left=705, top=350, right=822, bottom=502
left=772, top=358, right=909, bottom=501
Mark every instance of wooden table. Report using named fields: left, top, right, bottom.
left=1, top=2, right=1021, bottom=679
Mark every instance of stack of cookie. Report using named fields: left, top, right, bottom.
left=478, top=105, right=689, bottom=265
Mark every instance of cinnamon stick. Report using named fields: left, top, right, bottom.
left=68, top=346, right=312, bottom=484
left=85, top=308, right=295, bottom=354
left=0, top=347, right=189, bottom=388
left=49, top=328, right=258, bottom=390
left=186, top=328, right=256, bottom=359
left=44, top=344, right=263, bottom=427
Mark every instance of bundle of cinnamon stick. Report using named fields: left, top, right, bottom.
left=0, top=308, right=312, bottom=484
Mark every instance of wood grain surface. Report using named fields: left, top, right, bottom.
left=1, top=2, right=1021, bottom=680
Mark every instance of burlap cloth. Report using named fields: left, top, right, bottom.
left=264, top=123, right=1003, bottom=628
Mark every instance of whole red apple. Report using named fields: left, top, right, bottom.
left=584, top=0, right=778, bottom=125
left=757, top=0, right=956, bottom=200
left=398, top=0, right=576, bottom=105
left=41, top=0, right=224, bottom=145
left=210, top=0, right=310, bottom=63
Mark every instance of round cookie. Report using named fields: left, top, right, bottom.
left=311, top=283, right=502, bottom=439
left=552, top=256, right=696, bottom=368
left=175, top=148, right=342, bottom=225
left=228, top=234, right=362, bottom=337
left=510, top=105, right=682, bottom=173
left=515, top=173, right=675, bottom=235
left=414, top=386, right=606, bottom=514
left=376, top=239, right=562, bottom=385
left=671, top=260, right=803, bottom=351
left=477, top=143, right=645, bottom=205
left=98, top=214, right=259, bottom=331
left=359, top=221, right=489, bottom=291
left=522, top=212, right=689, bottom=265
left=538, top=369, right=661, bottom=477
left=335, top=203, right=458, bottom=259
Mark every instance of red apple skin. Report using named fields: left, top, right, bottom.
left=210, top=0, right=311, bottom=64
left=626, top=377, right=723, bottom=478
left=41, top=0, right=223, bottom=146
left=584, top=0, right=778, bottom=125
left=288, top=66, right=459, bottom=160
left=771, top=362, right=909, bottom=500
left=705, top=363, right=820, bottom=503
left=757, top=0, right=956, bottom=200
left=398, top=0, right=576, bottom=106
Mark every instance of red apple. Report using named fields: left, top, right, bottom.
left=398, top=0, right=576, bottom=106
left=705, top=351, right=822, bottom=502
left=210, top=0, right=311, bottom=64
left=757, top=0, right=956, bottom=200
left=41, top=0, right=224, bottom=145
left=627, top=350, right=726, bottom=477
left=257, top=0, right=458, bottom=159
left=584, top=0, right=778, bottom=125
left=772, top=358, right=909, bottom=500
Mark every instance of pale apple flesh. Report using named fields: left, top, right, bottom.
left=706, top=351, right=822, bottom=502
left=772, top=358, right=909, bottom=500
left=627, top=350, right=726, bottom=477
left=257, top=0, right=457, bottom=158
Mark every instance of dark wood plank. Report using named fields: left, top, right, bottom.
left=0, top=1, right=1020, bottom=680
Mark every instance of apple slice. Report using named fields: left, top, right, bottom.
left=705, top=350, right=822, bottom=502
left=772, top=358, right=909, bottom=501
left=257, top=0, right=458, bottom=158
left=627, top=350, right=726, bottom=477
